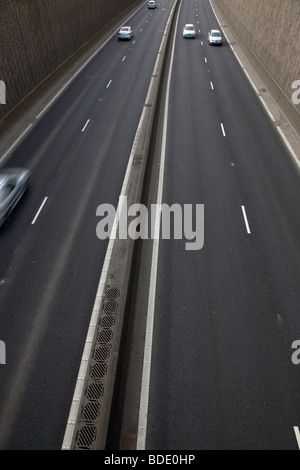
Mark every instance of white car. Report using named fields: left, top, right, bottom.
left=118, top=26, right=134, bottom=40
left=208, top=29, right=222, bottom=45
left=147, top=1, right=156, bottom=8
left=183, top=24, right=196, bottom=39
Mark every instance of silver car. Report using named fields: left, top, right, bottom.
left=147, top=1, right=156, bottom=8
left=118, top=26, right=134, bottom=40
left=208, top=29, right=222, bottom=45
left=0, top=168, right=31, bottom=227
left=183, top=24, right=196, bottom=39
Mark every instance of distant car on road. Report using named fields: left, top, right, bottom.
left=147, top=1, right=156, bottom=8
left=0, top=168, right=31, bottom=227
left=183, top=24, right=196, bottom=39
left=118, top=26, right=134, bottom=40
left=208, top=29, right=222, bottom=45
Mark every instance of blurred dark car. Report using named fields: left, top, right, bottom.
left=0, top=168, right=31, bottom=227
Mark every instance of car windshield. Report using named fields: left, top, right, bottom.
left=212, top=31, right=220, bottom=36
left=121, top=27, right=130, bottom=31
left=0, top=185, right=13, bottom=203
left=186, top=26, right=194, bottom=30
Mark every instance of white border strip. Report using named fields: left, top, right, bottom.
left=294, top=426, right=300, bottom=450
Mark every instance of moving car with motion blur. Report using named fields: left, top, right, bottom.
left=0, top=168, right=31, bottom=227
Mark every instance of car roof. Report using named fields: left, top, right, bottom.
left=185, top=24, right=195, bottom=27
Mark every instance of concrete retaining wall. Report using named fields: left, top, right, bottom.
left=212, top=0, right=300, bottom=132
left=0, top=0, right=141, bottom=120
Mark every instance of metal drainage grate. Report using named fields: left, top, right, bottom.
left=86, top=382, right=104, bottom=401
left=103, top=299, right=118, bottom=313
left=105, top=287, right=120, bottom=300
left=76, top=424, right=97, bottom=449
left=74, top=285, right=121, bottom=449
left=100, top=314, right=115, bottom=329
left=90, top=362, right=107, bottom=380
left=97, top=328, right=113, bottom=344
left=82, top=401, right=100, bottom=422
left=94, top=345, right=110, bottom=362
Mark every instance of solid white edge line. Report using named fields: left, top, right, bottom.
left=136, top=0, right=180, bottom=451
left=241, top=205, right=251, bottom=234
left=293, top=426, right=300, bottom=450
left=31, top=197, right=48, bottom=224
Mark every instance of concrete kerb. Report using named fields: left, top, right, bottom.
left=210, top=0, right=300, bottom=170
left=62, top=0, right=179, bottom=450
